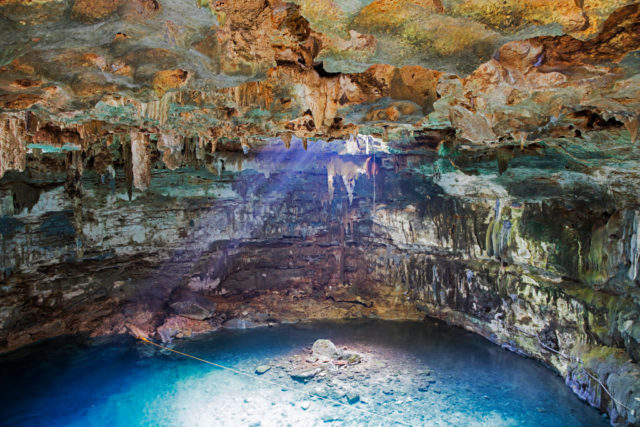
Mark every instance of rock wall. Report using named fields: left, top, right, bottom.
left=0, top=1, right=639, bottom=423
left=1, top=137, right=639, bottom=423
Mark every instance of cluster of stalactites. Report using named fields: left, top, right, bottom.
left=0, top=115, right=28, bottom=178
left=326, top=134, right=381, bottom=204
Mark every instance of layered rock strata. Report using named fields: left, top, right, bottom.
left=1, top=0, right=640, bottom=425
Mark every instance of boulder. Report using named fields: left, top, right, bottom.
left=156, top=314, right=217, bottom=343
left=169, top=288, right=216, bottom=321
left=311, top=339, right=343, bottom=359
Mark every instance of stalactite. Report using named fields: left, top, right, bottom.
left=627, top=211, right=640, bottom=281
left=0, top=116, right=28, bottom=178
left=326, top=158, right=366, bottom=204
left=24, top=111, right=39, bottom=135
left=64, top=151, right=83, bottom=199
left=622, top=115, right=639, bottom=144
left=74, top=195, right=84, bottom=260
left=196, top=135, right=204, bottom=160
left=158, top=133, right=184, bottom=170
left=130, top=130, right=151, bottom=191
left=281, top=133, right=292, bottom=149
left=240, top=137, right=250, bottom=155
left=122, top=135, right=134, bottom=200
left=138, top=92, right=176, bottom=125
left=211, top=137, right=218, bottom=153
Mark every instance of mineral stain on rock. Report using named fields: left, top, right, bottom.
left=38, top=212, right=75, bottom=238
left=0, top=0, right=639, bottom=425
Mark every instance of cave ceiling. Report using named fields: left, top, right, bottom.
left=0, top=0, right=638, bottom=191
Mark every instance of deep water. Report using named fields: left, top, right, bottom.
left=0, top=320, right=608, bottom=426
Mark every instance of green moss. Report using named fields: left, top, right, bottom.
left=580, top=345, right=622, bottom=366
left=564, top=285, right=596, bottom=305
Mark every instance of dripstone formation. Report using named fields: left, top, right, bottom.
left=1, top=1, right=639, bottom=424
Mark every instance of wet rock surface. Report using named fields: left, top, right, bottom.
left=168, top=288, right=216, bottom=321
left=1, top=142, right=640, bottom=423
left=0, top=0, right=639, bottom=425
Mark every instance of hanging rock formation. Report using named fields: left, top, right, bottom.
left=1, top=0, right=640, bottom=424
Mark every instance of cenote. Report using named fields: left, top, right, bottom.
left=1, top=0, right=640, bottom=425
left=0, top=320, right=609, bottom=426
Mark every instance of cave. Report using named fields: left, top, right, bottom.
left=1, top=0, right=639, bottom=426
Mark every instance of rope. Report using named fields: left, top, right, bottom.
left=136, top=336, right=412, bottom=426
left=504, top=324, right=636, bottom=417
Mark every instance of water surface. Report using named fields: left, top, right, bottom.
left=0, top=320, right=608, bottom=426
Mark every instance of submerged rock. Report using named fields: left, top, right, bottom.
left=312, top=339, right=343, bottom=359
left=347, top=354, right=361, bottom=364
left=290, top=368, right=322, bottom=382
left=345, top=390, right=360, bottom=404
left=418, top=383, right=430, bottom=392
left=255, top=365, right=271, bottom=375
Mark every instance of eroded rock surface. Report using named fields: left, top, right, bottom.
left=0, top=0, right=639, bottom=425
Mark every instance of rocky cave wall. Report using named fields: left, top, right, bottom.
left=1, top=137, right=640, bottom=423
left=1, top=0, right=640, bottom=425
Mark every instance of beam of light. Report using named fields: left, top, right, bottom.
left=128, top=136, right=333, bottom=309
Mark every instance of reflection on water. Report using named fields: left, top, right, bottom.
left=0, top=320, right=607, bottom=426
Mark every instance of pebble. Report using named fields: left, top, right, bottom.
left=346, top=390, right=360, bottom=404
left=255, top=365, right=271, bottom=375
left=321, top=414, right=341, bottom=423
left=291, top=368, right=322, bottom=382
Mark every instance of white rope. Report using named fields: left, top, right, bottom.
left=137, top=336, right=412, bottom=426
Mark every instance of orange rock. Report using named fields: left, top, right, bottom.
left=8, top=58, right=35, bottom=75
left=71, top=72, right=117, bottom=98
left=390, top=66, right=442, bottom=108
left=152, top=69, right=190, bottom=96
left=385, top=106, right=400, bottom=121
left=121, top=0, right=160, bottom=20
left=1, top=93, right=43, bottom=110
left=534, top=3, right=640, bottom=66
left=70, top=0, right=121, bottom=22
left=354, top=0, right=444, bottom=32
left=10, top=79, right=42, bottom=89
left=80, top=53, right=108, bottom=71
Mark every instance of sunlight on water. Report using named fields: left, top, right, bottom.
left=0, top=320, right=608, bottom=426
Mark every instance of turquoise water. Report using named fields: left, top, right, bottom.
left=0, top=320, right=608, bottom=426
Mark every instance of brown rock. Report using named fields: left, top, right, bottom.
left=70, top=0, right=121, bottom=22
left=152, top=69, right=190, bottom=96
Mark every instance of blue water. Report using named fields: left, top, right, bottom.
left=0, top=320, right=608, bottom=426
